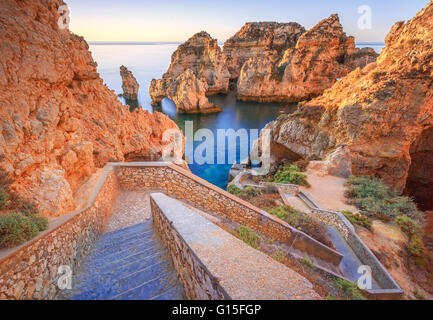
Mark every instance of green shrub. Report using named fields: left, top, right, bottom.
left=274, top=165, right=310, bottom=187
left=300, top=257, right=315, bottom=269
left=0, top=213, right=39, bottom=248
left=240, top=186, right=261, bottom=199
left=228, top=185, right=241, bottom=195
left=238, top=226, right=260, bottom=249
left=334, top=278, right=366, bottom=300
left=0, top=212, right=48, bottom=248
left=342, top=211, right=372, bottom=230
left=395, top=215, right=421, bottom=237
left=345, top=176, right=423, bottom=222
left=0, top=187, right=8, bottom=210
left=408, top=234, right=425, bottom=258
left=268, top=206, right=333, bottom=248
left=272, top=250, right=286, bottom=263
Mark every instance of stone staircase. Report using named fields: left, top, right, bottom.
left=60, top=221, right=185, bottom=300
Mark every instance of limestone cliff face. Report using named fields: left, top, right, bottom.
left=223, top=22, right=306, bottom=80
left=0, top=0, right=183, bottom=217
left=164, top=32, right=230, bottom=94
left=236, top=15, right=378, bottom=102
left=120, top=65, right=139, bottom=100
left=149, top=32, right=227, bottom=113
left=260, top=2, right=433, bottom=202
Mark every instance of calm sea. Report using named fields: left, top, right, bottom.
left=89, top=42, right=385, bottom=189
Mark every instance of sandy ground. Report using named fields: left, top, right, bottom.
left=301, top=169, right=357, bottom=212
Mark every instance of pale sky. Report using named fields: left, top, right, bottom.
left=67, top=0, right=428, bottom=43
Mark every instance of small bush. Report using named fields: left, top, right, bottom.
left=0, top=213, right=41, bottom=248
left=0, top=187, right=8, bottom=210
left=300, top=257, right=315, bottom=269
left=345, top=176, right=423, bottom=222
left=395, top=215, right=421, bottom=237
left=240, top=186, right=261, bottom=199
left=342, top=211, right=372, bottom=230
left=334, top=278, right=366, bottom=300
left=408, top=234, right=425, bottom=258
left=238, top=226, right=260, bottom=249
left=272, top=250, right=286, bottom=263
left=274, top=165, right=310, bottom=187
left=228, top=185, right=241, bottom=195
left=268, top=206, right=333, bottom=248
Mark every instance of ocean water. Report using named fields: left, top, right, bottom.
left=89, top=42, right=384, bottom=190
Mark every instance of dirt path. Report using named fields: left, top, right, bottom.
left=301, top=169, right=357, bottom=212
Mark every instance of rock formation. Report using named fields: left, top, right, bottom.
left=120, top=65, right=139, bottom=100
left=0, top=0, right=183, bottom=217
left=150, top=70, right=222, bottom=114
left=223, top=22, right=306, bottom=80
left=235, top=15, right=378, bottom=102
left=150, top=32, right=228, bottom=113
left=258, top=2, right=433, bottom=208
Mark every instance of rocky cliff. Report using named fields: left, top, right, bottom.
left=0, top=0, right=183, bottom=217
left=223, top=22, right=306, bottom=80
left=236, top=15, right=378, bottom=102
left=260, top=2, right=433, bottom=208
left=149, top=32, right=227, bottom=113
left=120, top=65, right=139, bottom=100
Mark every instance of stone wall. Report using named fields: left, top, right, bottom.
left=0, top=168, right=118, bottom=300
left=260, top=182, right=300, bottom=195
left=151, top=197, right=231, bottom=300
left=114, top=163, right=342, bottom=266
left=303, top=195, right=403, bottom=298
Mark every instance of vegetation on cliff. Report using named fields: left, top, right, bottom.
left=0, top=171, right=48, bottom=248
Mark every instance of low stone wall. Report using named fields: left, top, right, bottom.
left=0, top=168, right=118, bottom=300
left=302, top=194, right=403, bottom=298
left=260, top=182, right=300, bottom=195
left=114, top=163, right=342, bottom=266
left=311, top=208, right=354, bottom=240
left=151, top=196, right=230, bottom=300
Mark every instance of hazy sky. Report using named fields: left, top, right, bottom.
left=67, top=0, right=428, bottom=43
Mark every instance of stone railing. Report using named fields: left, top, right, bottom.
left=0, top=167, right=118, bottom=300
left=260, top=182, right=300, bottom=195
left=298, top=191, right=403, bottom=299
left=114, top=162, right=342, bottom=266
left=151, top=194, right=231, bottom=300
left=150, top=193, right=320, bottom=300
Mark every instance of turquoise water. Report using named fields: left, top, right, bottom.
left=89, top=42, right=383, bottom=190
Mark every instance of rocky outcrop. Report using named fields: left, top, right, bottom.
left=236, top=15, right=378, bottom=102
left=150, top=70, right=222, bottom=114
left=223, top=22, right=306, bottom=80
left=259, top=2, right=433, bottom=202
left=0, top=0, right=183, bottom=217
left=149, top=32, right=228, bottom=113
left=120, top=65, right=139, bottom=100
left=164, top=31, right=230, bottom=94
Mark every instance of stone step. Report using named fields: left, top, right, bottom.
left=65, top=221, right=185, bottom=300
left=97, top=222, right=153, bottom=244
left=112, top=271, right=180, bottom=300
left=92, top=230, right=155, bottom=253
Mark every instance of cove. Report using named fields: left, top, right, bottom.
left=155, top=91, right=297, bottom=190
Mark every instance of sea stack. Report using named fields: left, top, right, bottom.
left=150, top=32, right=227, bottom=114
left=120, top=65, right=140, bottom=100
